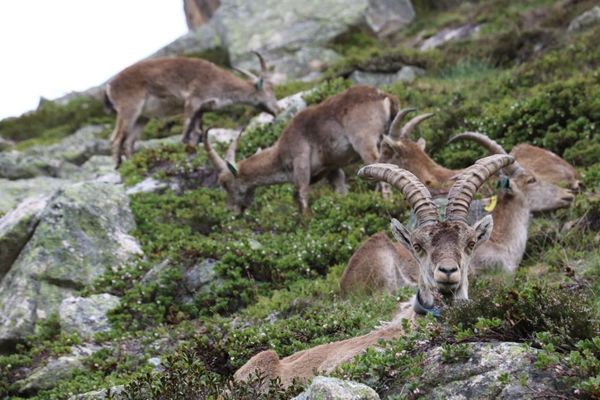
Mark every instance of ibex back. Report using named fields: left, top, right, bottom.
left=106, top=53, right=280, bottom=168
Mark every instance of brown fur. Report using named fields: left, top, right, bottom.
left=206, top=85, right=400, bottom=215
left=511, top=143, right=580, bottom=191
left=106, top=56, right=279, bottom=168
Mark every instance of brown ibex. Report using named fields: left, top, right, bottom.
left=341, top=133, right=576, bottom=296
left=234, top=155, right=513, bottom=387
left=380, top=114, right=576, bottom=211
left=204, top=85, right=402, bottom=215
left=105, top=53, right=280, bottom=168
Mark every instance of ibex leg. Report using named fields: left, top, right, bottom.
left=327, top=169, right=348, bottom=195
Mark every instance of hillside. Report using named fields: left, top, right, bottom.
left=0, top=0, right=599, bottom=399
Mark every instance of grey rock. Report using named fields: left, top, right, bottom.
left=0, top=196, right=49, bottom=281
left=68, top=385, right=125, bottom=400
left=141, top=259, right=172, bottom=284
left=0, top=150, right=65, bottom=180
left=183, top=258, right=219, bottom=294
left=0, top=181, right=142, bottom=348
left=59, top=294, right=121, bottom=339
left=293, top=376, right=379, bottom=400
left=385, top=342, right=561, bottom=399
left=419, top=24, right=481, bottom=51
left=0, top=177, right=70, bottom=214
left=184, top=0, right=221, bottom=30
left=349, top=66, right=424, bottom=86
left=154, top=0, right=415, bottom=82
left=126, top=177, right=169, bottom=195
left=16, top=355, right=84, bottom=394
left=568, top=6, right=600, bottom=32
left=148, top=356, right=162, bottom=370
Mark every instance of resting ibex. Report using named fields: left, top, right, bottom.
left=204, top=85, right=401, bottom=215
left=341, top=133, right=575, bottom=295
left=380, top=113, right=576, bottom=211
left=105, top=53, right=280, bottom=168
left=234, top=155, right=513, bottom=387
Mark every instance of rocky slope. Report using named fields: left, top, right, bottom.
left=1, top=0, right=600, bottom=399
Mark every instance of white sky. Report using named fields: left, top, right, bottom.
left=0, top=1, right=187, bottom=120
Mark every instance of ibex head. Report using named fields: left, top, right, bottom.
left=380, top=110, right=441, bottom=187
left=358, top=155, right=514, bottom=310
left=204, top=129, right=255, bottom=214
left=234, top=52, right=281, bottom=116
left=449, top=132, right=575, bottom=212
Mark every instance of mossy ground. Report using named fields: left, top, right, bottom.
left=1, top=0, right=600, bottom=399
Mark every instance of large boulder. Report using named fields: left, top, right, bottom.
left=0, top=181, right=142, bottom=349
left=59, top=294, right=121, bottom=339
left=0, top=196, right=50, bottom=280
left=385, top=342, right=561, bottom=399
left=0, top=177, right=70, bottom=214
left=293, top=377, right=380, bottom=400
left=16, top=355, right=85, bottom=395
left=156, top=0, right=415, bottom=82
left=568, top=6, right=600, bottom=32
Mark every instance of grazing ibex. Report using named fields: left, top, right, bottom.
left=105, top=53, right=280, bottom=168
left=341, top=134, right=576, bottom=296
left=234, top=155, right=513, bottom=387
left=205, top=85, right=401, bottom=215
left=380, top=114, right=576, bottom=211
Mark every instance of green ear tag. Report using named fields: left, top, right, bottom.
left=255, top=78, right=264, bottom=91
left=496, top=176, right=510, bottom=191
left=226, top=161, right=238, bottom=176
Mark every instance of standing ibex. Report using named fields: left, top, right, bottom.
left=380, top=113, right=576, bottom=211
left=234, top=155, right=513, bottom=387
left=204, top=85, right=402, bottom=215
left=105, top=53, right=280, bottom=168
left=341, top=133, right=576, bottom=295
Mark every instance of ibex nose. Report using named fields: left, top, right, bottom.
left=561, top=192, right=575, bottom=204
left=438, top=265, right=458, bottom=275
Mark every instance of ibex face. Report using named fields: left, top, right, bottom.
left=391, top=218, right=491, bottom=295
left=358, top=154, right=513, bottom=307
left=234, top=52, right=280, bottom=116
left=450, top=132, right=575, bottom=212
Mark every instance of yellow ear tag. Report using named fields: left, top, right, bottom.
left=484, top=195, right=498, bottom=212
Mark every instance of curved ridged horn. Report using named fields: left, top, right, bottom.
left=252, top=51, right=268, bottom=76
left=233, top=67, right=259, bottom=81
left=225, top=128, right=244, bottom=164
left=449, top=132, right=520, bottom=175
left=389, top=108, right=416, bottom=139
left=397, top=113, right=434, bottom=139
left=445, top=155, right=515, bottom=222
left=203, top=128, right=229, bottom=174
left=358, top=163, right=438, bottom=227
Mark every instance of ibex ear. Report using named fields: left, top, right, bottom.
left=416, top=138, right=427, bottom=151
left=255, top=78, right=264, bottom=91
left=226, top=161, right=239, bottom=177
left=473, top=214, right=493, bottom=244
left=391, top=218, right=412, bottom=249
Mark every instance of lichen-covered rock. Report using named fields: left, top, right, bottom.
left=293, top=376, right=380, bottom=400
left=419, top=23, right=481, bottom=51
left=349, top=66, right=425, bottom=86
left=0, top=151, right=65, bottom=180
left=16, top=355, right=84, bottom=395
left=25, top=125, right=110, bottom=166
left=0, top=177, right=70, bottom=214
left=59, top=294, right=121, bottom=339
left=385, top=342, right=560, bottom=399
left=0, top=196, right=49, bottom=280
left=568, top=6, right=600, bottom=32
left=0, top=181, right=142, bottom=348
left=183, top=258, right=219, bottom=294
left=157, top=0, right=415, bottom=82
left=68, top=385, right=125, bottom=400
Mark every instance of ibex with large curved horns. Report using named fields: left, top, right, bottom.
left=381, top=114, right=576, bottom=211
left=105, top=52, right=280, bottom=168
left=204, top=85, right=402, bottom=215
left=341, top=134, right=576, bottom=296
left=234, top=155, right=512, bottom=388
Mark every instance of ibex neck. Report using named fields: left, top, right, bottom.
left=238, top=146, right=290, bottom=187
left=474, top=192, right=530, bottom=272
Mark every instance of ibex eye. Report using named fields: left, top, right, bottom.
left=413, top=244, right=423, bottom=253
left=467, top=241, right=476, bottom=250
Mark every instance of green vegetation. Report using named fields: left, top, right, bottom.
left=1, top=0, right=600, bottom=399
